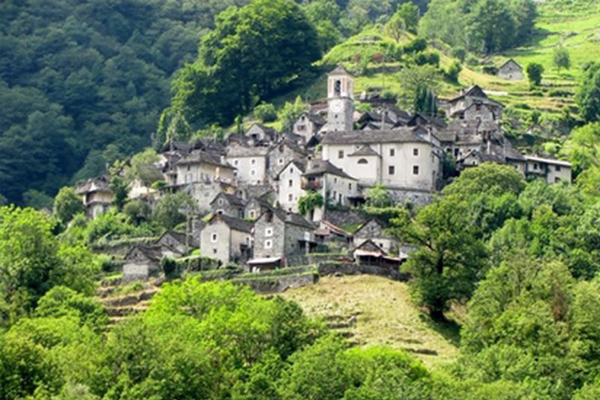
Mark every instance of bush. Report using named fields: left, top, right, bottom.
left=446, top=61, right=462, bottom=83
left=549, top=89, right=572, bottom=98
left=161, top=256, right=179, bottom=279
left=466, top=56, right=479, bottom=67
left=404, top=37, right=427, bottom=54
left=253, top=102, right=278, bottom=123
left=450, top=46, right=466, bottom=62
left=482, top=65, right=498, bottom=75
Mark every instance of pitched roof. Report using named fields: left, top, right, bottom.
left=208, top=214, right=253, bottom=233
left=124, top=244, right=164, bottom=262
left=348, top=144, right=380, bottom=157
left=330, top=65, right=352, bottom=76
left=156, top=230, right=187, bottom=245
left=210, top=192, right=246, bottom=207
left=499, top=58, right=522, bottom=70
left=321, top=127, right=429, bottom=145
left=449, top=85, right=488, bottom=102
left=177, top=150, right=233, bottom=168
left=76, top=175, right=112, bottom=195
left=160, top=141, right=193, bottom=154
left=261, top=204, right=315, bottom=230
left=226, top=143, right=270, bottom=157
left=276, top=159, right=307, bottom=178
left=303, top=160, right=357, bottom=180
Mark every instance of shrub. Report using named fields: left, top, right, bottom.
left=450, top=46, right=466, bottom=62
left=403, top=37, right=427, bottom=54
left=253, top=102, right=278, bottom=123
left=482, top=65, right=498, bottom=75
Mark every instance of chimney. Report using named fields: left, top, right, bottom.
left=487, top=139, right=491, bottom=155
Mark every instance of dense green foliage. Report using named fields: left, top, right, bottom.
left=0, top=0, right=256, bottom=204
left=420, top=0, right=537, bottom=54
left=168, top=0, right=321, bottom=131
left=576, top=62, right=600, bottom=123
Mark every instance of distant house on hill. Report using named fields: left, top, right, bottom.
left=76, top=175, right=114, bottom=219
left=497, top=59, right=523, bottom=81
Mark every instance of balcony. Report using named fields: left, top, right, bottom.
left=301, top=179, right=322, bottom=191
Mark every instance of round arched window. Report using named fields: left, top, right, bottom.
left=357, top=158, right=368, bottom=164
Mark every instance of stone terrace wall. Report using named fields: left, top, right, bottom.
left=318, top=262, right=409, bottom=281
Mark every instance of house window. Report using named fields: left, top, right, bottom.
left=333, top=190, right=337, bottom=199
left=338, top=150, right=344, bottom=159
left=389, top=166, right=395, bottom=175
left=298, top=125, right=305, bottom=131
left=278, top=158, right=284, bottom=165
left=187, top=165, right=190, bottom=171
left=338, top=193, right=342, bottom=202
left=218, top=199, right=223, bottom=206
left=213, top=248, right=217, bottom=254
left=265, top=227, right=273, bottom=237
left=290, top=167, right=294, bottom=174
left=348, top=183, right=352, bottom=190
left=533, top=163, right=538, bottom=170
left=390, top=148, right=395, bottom=157
left=413, top=148, right=419, bottom=156
left=555, top=177, right=561, bottom=183
left=555, top=165, right=561, bottom=172
left=358, top=158, right=368, bottom=164
left=288, top=194, right=293, bottom=202
left=413, top=165, right=420, bottom=175
left=288, top=179, right=293, bottom=187
left=249, top=210, right=255, bottom=219
left=251, top=169, right=256, bottom=176
left=233, top=160, right=239, bottom=166
left=265, top=239, right=273, bottom=249
left=211, top=233, right=218, bottom=243
left=334, top=177, right=338, bottom=183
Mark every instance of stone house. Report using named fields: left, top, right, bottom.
left=301, top=160, right=359, bottom=221
left=245, top=123, right=277, bottom=145
left=155, top=230, right=190, bottom=255
left=293, top=112, right=325, bottom=142
left=76, top=175, right=114, bottom=219
left=497, top=59, right=523, bottom=81
left=353, top=219, right=398, bottom=254
left=122, top=244, right=180, bottom=282
left=176, top=150, right=235, bottom=186
left=210, top=192, right=246, bottom=218
left=445, top=85, right=503, bottom=122
left=277, top=159, right=306, bottom=213
left=524, top=155, right=572, bottom=184
left=225, top=143, right=269, bottom=184
left=244, top=196, right=272, bottom=220
left=251, top=206, right=316, bottom=268
left=268, top=140, right=308, bottom=180
left=184, top=181, right=237, bottom=215
left=200, top=214, right=253, bottom=265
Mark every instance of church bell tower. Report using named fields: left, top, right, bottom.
left=327, top=65, right=354, bottom=132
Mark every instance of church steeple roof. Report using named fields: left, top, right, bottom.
left=329, top=65, right=352, bottom=76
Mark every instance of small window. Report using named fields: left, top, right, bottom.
left=218, top=199, right=223, bottom=206
left=389, top=166, right=395, bottom=175
left=288, top=194, right=293, bottom=202
left=233, top=160, right=239, bottom=166
left=338, top=150, right=344, bottom=159
left=251, top=159, right=256, bottom=165
left=533, top=163, right=538, bottom=170
left=213, top=248, right=217, bottom=254
left=413, top=165, right=420, bottom=175
left=187, top=165, right=191, bottom=171
left=288, top=179, right=293, bottom=187
left=338, top=193, right=342, bottom=202
left=334, top=177, right=338, bottom=184
left=333, top=190, right=337, bottom=199
left=348, top=183, right=352, bottom=190
left=290, top=167, right=294, bottom=174
left=249, top=210, right=255, bottom=219
left=265, top=239, right=273, bottom=249
left=211, top=233, right=218, bottom=243
left=390, top=148, right=395, bottom=157
left=555, top=165, right=561, bottom=172
left=278, top=158, right=284, bottom=165
left=413, top=148, right=419, bottom=156
left=357, top=158, right=368, bottom=164
left=265, top=227, right=273, bottom=237
left=251, top=169, right=256, bottom=176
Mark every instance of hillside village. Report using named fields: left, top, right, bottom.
left=76, top=66, right=573, bottom=282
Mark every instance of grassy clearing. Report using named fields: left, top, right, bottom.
left=281, top=274, right=459, bottom=368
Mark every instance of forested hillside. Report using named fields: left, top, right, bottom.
left=0, top=0, right=253, bottom=204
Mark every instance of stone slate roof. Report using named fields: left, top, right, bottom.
left=208, top=214, right=253, bottom=233
left=177, top=150, right=233, bottom=168
left=449, top=85, right=488, bottom=102
left=124, top=244, right=164, bottom=262
left=157, top=230, right=187, bottom=245
left=246, top=123, right=277, bottom=138
left=76, top=175, right=112, bottom=195
left=321, top=128, right=429, bottom=145
left=349, top=144, right=380, bottom=157
left=160, top=141, right=193, bottom=154
left=226, top=143, right=269, bottom=157
left=210, top=192, right=246, bottom=207
left=303, top=160, right=357, bottom=180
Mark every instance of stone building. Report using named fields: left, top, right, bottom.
left=497, top=59, right=523, bottom=81
left=244, top=196, right=272, bottom=220
left=225, top=143, right=269, bottom=184
left=76, top=175, right=114, bottom=219
left=251, top=206, right=315, bottom=269
left=245, top=123, right=277, bottom=145
left=353, top=219, right=398, bottom=254
left=524, top=155, right=572, bottom=184
left=445, top=85, right=503, bottom=122
left=155, top=230, right=190, bottom=255
left=301, top=159, right=359, bottom=221
left=268, top=140, right=308, bottom=180
left=210, top=192, right=246, bottom=218
left=176, top=150, right=235, bottom=186
left=293, top=112, right=325, bottom=142
left=200, top=214, right=253, bottom=265
left=327, top=65, right=355, bottom=132
left=277, top=159, right=306, bottom=213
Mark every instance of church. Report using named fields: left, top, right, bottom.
left=320, top=66, right=443, bottom=205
